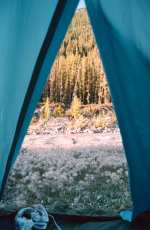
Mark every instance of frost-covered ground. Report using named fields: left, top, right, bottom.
left=0, top=118, right=132, bottom=215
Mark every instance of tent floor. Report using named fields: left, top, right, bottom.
left=0, top=213, right=149, bottom=229
left=0, top=218, right=128, bottom=230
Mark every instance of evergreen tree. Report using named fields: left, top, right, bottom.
left=42, top=9, right=111, bottom=108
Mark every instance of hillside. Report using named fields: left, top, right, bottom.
left=42, top=9, right=111, bottom=107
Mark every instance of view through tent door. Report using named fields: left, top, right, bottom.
left=1, top=1, right=132, bottom=215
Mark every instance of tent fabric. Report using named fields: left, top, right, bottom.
left=85, top=0, right=150, bottom=219
left=1, top=0, right=150, bottom=222
left=0, top=212, right=149, bottom=230
left=0, top=0, right=79, bottom=195
left=0, top=213, right=130, bottom=230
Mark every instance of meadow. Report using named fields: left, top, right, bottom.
left=0, top=111, right=132, bottom=215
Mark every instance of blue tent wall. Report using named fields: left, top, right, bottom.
left=1, top=0, right=150, bottom=220
left=0, top=0, right=79, bottom=197
left=85, top=0, right=150, bottom=219
left=0, top=0, right=58, bottom=189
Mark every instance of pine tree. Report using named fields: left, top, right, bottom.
left=42, top=9, right=111, bottom=108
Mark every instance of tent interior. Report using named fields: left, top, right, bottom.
left=1, top=0, right=150, bottom=229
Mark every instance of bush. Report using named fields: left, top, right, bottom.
left=40, top=101, right=65, bottom=119
left=92, top=114, right=109, bottom=129
left=41, top=97, right=50, bottom=121
left=80, top=106, right=93, bottom=118
left=68, top=115, right=89, bottom=130
left=52, top=104, right=65, bottom=117
left=69, top=96, right=82, bottom=119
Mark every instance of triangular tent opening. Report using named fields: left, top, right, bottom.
left=1, top=0, right=150, bottom=229
left=1, top=6, right=132, bottom=217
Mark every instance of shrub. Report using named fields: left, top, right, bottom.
left=80, top=106, right=93, bottom=118
left=52, top=104, right=65, bottom=117
left=68, top=115, right=89, bottom=130
left=92, top=114, right=109, bottom=129
left=69, top=96, right=82, bottom=119
left=41, top=97, right=50, bottom=121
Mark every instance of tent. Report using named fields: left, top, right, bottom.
left=0, top=0, right=150, bottom=229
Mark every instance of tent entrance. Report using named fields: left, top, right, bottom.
left=2, top=0, right=150, bottom=227
left=0, top=3, right=131, bottom=217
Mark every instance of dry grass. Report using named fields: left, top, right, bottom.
left=32, top=102, right=117, bottom=133
left=1, top=145, right=132, bottom=215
